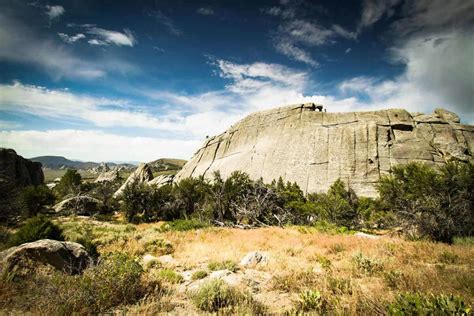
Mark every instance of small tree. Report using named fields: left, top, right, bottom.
left=173, top=176, right=209, bottom=219
left=19, top=185, right=55, bottom=216
left=55, top=169, right=82, bottom=198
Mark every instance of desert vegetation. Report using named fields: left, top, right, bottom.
left=0, top=161, right=473, bottom=314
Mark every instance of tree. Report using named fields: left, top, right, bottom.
left=377, top=162, right=474, bottom=243
left=55, top=169, right=82, bottom=198
left=19, top=185, right=55, bottom=216
left=173, top=176, right=209, bottom=219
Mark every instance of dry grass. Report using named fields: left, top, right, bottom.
left=3, top=216, right=473, bottom=314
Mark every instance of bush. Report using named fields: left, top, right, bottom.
left=192, top=270, right=208, bottom=280
left=207, top=260, right=238, bottom=272
left=159, top=219, right=209, bottom=232
left=19, top=185, right=55, bottom=216
left=51, top=253, right=147, bottom=313
left=8, top=216, right=64, bottom=247
left=352, top=252, right=383, bottom=275
left=378, top=162, right=474, bottom=243
left=296, top=290, right=328, bottom=312
left=157, top=269, right=183, bottom=283
left=190, top=279, right=242, bottom=312
left=388, top=293, right=471, bottom=315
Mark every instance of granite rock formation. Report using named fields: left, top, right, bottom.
left=94, top=169, right=120, bottom=183
left=175, top=104, right=474, bottom=197
left=0, top=148, right=45, bottom=220
left=54, top=196, right=102, bottom=215
left=113, top=163, right=154, bottom=197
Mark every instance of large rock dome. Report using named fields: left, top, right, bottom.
left=175, top=104, right=474, bottom=197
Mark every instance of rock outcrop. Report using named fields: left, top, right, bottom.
left=148, top=174, right=175, bottom=186
left=175, top=104, right=474, bottom=197
left=0, top=239, right=92, bottom=276
left=0, top=148, right=45, bottom=220
left=113, top=163, right=154, bottom=197
left=54, top=196, right=102, bottom=215
left=94, top=169, right=120, bottom=183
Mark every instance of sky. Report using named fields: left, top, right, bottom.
left=0, top=0, right=473, bottom=162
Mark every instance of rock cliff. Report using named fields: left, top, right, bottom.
left=0, top=148, right=44, bottom=220
left=175, top=104, right=474, bottom=197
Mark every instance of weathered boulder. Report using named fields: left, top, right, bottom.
left=434, top=108, right=460, bottom=123
left=0, top=239, right=92, bottom=276
left=54, top=195, right=101, bottom=215
left=94, top=169, right=120, bottom=183
left=113, top=163, right=154, bottom=197
left=148, top=174, right=174, bottom=186
left=175, top=105, right=474, bottom=197
left=240, top=251, right=268, bottom=267
left=0, top=148, right=44, bottom=220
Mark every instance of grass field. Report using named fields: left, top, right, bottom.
left=37, top=216, right=472, bottom=314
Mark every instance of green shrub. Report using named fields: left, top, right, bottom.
left=54, top=169, right=82, bottom=198
left=8, top=216, right=64, bottom=247
left=159, top=219, right=209, bottom=232
left=157, top=269, right=183, bottom=283
left=327, top=276, right=352, bottom=295
left=296, top=290, right=328, bottom=312
left=51, top=253, right=147, bottom=313
left=19, top=185, right=55, bottom=216
left=315, top=254, right=332, bottom=271
left=207, top=260, right=238, bottom=272
left=378, top=162, right=474, bottom=243
left=190, top=279, right=242, bottom=312
left=438, top=251, right=459, bottom=264
left=352, top=252, right=383, bottom=275
left=192, top=270, right=208, bottom=280
left=388, top=292, right=471, bottom=315
left=384, top=270, right=403, bottom=289
left=144, top=239, right=174, bottom=255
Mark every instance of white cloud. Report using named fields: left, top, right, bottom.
left=345, top=48, right=352, bottom=54
left=197, top=7, right=214, bottom=16
left=45, top=5, right=65, bottom=21
left=86, top=27, right=136, bottom=47
left=274, top=39, right=319, bottom=67
left=0, top=130, right=200, bottom=161
left=0, top=82, right=181, bottom=130
left=148, top=10, right=182, bottom=36
left=58, top=33, right=86, bottom=43
left=357, top=0, right=400, bottom=32
left=0, top=120, right=21, bottom=129
left=338, top=31, right=474, bottom=123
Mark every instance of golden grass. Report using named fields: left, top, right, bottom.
left=40, top=217, right=474, bottom=314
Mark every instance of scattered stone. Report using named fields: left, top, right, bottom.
left=142, top=254, right=160, bottom=269
left=54, top=195, right=101, bottom=215
left=158, top=254, right=176, bottom=265
left=240, top=251, right=268, bottom=267
left=0, top=239, right=92, bottom=276
left=354, top=232, right=381, bottom=239
left=209, top=269, right=232, bottom=279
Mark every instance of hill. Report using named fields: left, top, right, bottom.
left=30, top=156, right=135, bottom=170
left=148, top=158, right=187, bottom=173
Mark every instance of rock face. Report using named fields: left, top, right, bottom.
left=0, top=148, right=45, bottom=220
left=0, top=239, right=92, bottom=276
left=176, top=104, right=474, bottom=197
left=113, top=163, right=154, bottom=197
left=148, top=174, right=175, bottom=186
left=54, top=196, right=102, bottom=215
left=94, top=169, right=120, bottom=183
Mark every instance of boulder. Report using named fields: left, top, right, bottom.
left=113, top=163, right=154, bottom=198
left=434, top=108, right=461, bottom=123
left=94, top=169, right=120, bottom=183
left=240, top=251, right=268, bottom=267
left=0, top=239, right=92, bottom=276
left=54, top=195, right=101, bottom=215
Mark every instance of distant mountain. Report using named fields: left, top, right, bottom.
left=30, top=156, right=136, bottom=170
left=148, top=158, right=187, bottom=172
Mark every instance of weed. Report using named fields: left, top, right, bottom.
left=159, top=219, right=209, bottom=232
left=157, top=269, right=183, bottom=284
left=352, top=252, right=383, bottom=275
left=328, top=243, right=345, bottom=254
left=438, top=250, right=459, bottom=264
left=388, top=292, right=471, bottom=315
left=327, top=276, right=352, bottom=295
left=192, top=270, right=208, bottom=280
left=315, top=254, right=332, bottom=271
left=296, top=289, right=328, bottom=312
left=207, top=260, right=238, bottom=272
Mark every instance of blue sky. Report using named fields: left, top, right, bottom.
left=0, top=0, right=473, bottom=162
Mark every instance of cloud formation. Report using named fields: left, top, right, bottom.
left=197, top=7, right=214, bottom=16
left=148, top=10, right=182, bottom=36
left=45, top=5, right=65, bottom=21
left=86, top=27, right=136, bottom=46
